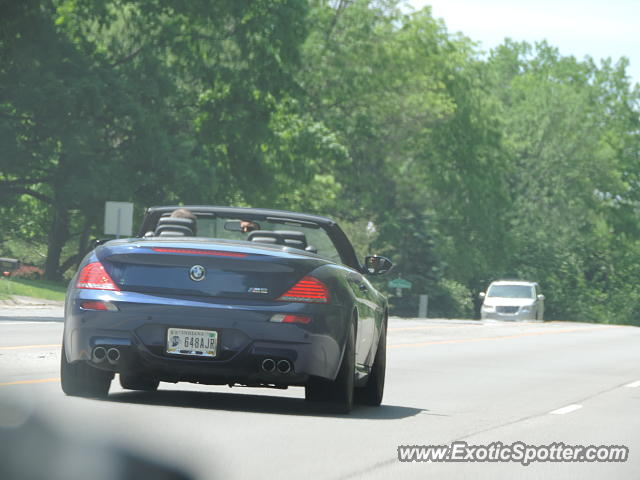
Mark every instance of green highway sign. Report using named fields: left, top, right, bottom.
left=388, top=278, right=412, bottom=289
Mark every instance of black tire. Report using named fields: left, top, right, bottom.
left=305, top=375, right=330, bottom=402
left=325, top=321, right=356, bottom=414
left=119, top=373, right=160, bottom=391
left=60, top=345, right=112, bottom=398
left=355, top=321, right=386, bottom=406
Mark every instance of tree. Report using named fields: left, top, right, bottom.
left=485, top=40, right=640, bottom=322
left=1, top=0, right=314, bottom=279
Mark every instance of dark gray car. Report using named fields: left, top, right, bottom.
left=61, top=206, right=392, bottom=413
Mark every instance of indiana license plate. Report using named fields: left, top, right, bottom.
left=166, top=328, right=217, bottom=357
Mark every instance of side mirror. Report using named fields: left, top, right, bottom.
left=537, top=294, right=545, bottom=301
left=363, top=255, right=393, bottom=275
left=479, top=292, right=486, bottom=299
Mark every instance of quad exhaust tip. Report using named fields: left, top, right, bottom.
left=106, top=347, right=120, bottom=364
left=92, top=346, right=107, bottom=363
left=260, top=358, right=292, bottom=374
left=261, top=358, right=276, bottom=373
left=276, top=360, right=291, bottom=374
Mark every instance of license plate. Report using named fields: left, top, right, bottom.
left=166, top=328, right=217, bottom=358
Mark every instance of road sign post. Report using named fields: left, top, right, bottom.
left=105, top=202, right=134, bottom=239
left=418, top=294, right=428, bottom=318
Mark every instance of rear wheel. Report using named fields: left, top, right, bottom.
left=60, top=345, right=112, bottom=398
left=326, top=321, right=355, bottom=414
left=304, top=376, right=330, bottom=402
left=355, top=321, right=386, bottom=406
left=305, top=321, right=356, bottom=414
left=119, top=373, right=160, bottom=391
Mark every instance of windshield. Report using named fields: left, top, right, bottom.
left=194, top=216, right=342, bottom=264
left=487, top=285, right=534, bottom=299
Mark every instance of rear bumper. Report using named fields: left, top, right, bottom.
left=481, top=310, right=537, bottom=321
left=63, top=290, right=347, bottom=385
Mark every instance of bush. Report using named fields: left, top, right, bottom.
left=435, top=279, right=474, bottom=319
left=10, top=265, right=44, bottom=280
left=387, top=277, right=474, bottom=319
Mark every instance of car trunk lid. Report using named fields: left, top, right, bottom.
left=96, top=239, right=328, bottom=300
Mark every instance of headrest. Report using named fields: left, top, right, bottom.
left=158, top=230, right=186, bottom=237
left=248, top=230, right=283, bottom=244
left=247, top=230, right=307, bottom=250
left=249, top=236, right=279, bottom=244
left=154, top=216, right=196, bottom=236
left=274, top=230, right=307, bottom=249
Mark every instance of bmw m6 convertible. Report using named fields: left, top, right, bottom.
left=61, top=206, right=392, bottom=413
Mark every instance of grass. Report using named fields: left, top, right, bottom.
left=0, top=277, right=67, bottom=302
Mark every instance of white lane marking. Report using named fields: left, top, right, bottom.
left=624, top=380, right=640, bottom=388
left=0, top=344, right=60, bottom=351
left=0, top=321, right=61, bottom=325
left=550, top=404, right=583, bottom=415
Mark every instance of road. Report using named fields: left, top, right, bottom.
left=1, top=305, right=638, bottom=479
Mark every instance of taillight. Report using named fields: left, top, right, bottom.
left=76, top=262, right=120, bottom=291
left=270, top=314, right=312, bottom=324
left=277, top=276, right=329, bottom=303
left=80, top=300, right=118, bottom=311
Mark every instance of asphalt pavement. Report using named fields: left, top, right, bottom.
left=0, top=305, right=638, bottom=479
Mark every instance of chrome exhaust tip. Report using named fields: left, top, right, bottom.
left=106, top=348, right=120, bottom=364
left=261, top=358, right=276, bottom=373
left=276, top=359, right=291, bottom=374
left=92, top=346, right=107, bottom=363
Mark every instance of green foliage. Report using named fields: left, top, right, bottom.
left=434, top=279, right=474, bottom=319
left=338, top=218, right=378, bottom=262
left=0, top=277, right=67, bottom=301
left=483, top=40, right=640, bottom=322
left=1, top=0, right=321, bottom=279
left=2, top=0, right=640, bottom=323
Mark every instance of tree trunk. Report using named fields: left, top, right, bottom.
left=44, top=206, right=70, bottom=281
left=58, top=213, right=94, bottom=275
left=76, top=213, right=93, bottom=268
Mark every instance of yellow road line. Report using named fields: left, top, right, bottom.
left=0, top=325, right=623, bottom=387
left=0, top=344, right=60, bottom=350
left=388, top=325, right=618, bottom=349
left=388, top=321, right=549, bottom=332
left=389, top=325, right=478, bottom=332
left=0, top=377, right=59, bottom=387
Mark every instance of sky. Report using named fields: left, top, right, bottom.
left=406, top=0, right=640, bottom=86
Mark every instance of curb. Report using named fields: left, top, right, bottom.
left=0, top=295, right=65, bottom=307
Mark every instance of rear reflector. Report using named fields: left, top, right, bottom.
left=277, top=276, right=329, bottom=303
left=76, top=262, right=120, bottom=291
left=270, top=314, right=312, bottom=324
left=151, top=247, right=247, bottom=257
left=80, top=300, right=118, bottom=312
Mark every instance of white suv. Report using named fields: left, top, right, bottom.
left=479, top=280, right=544, bottom=321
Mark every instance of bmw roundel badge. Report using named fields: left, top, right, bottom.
left=189, top=265, right=206, bottom=282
